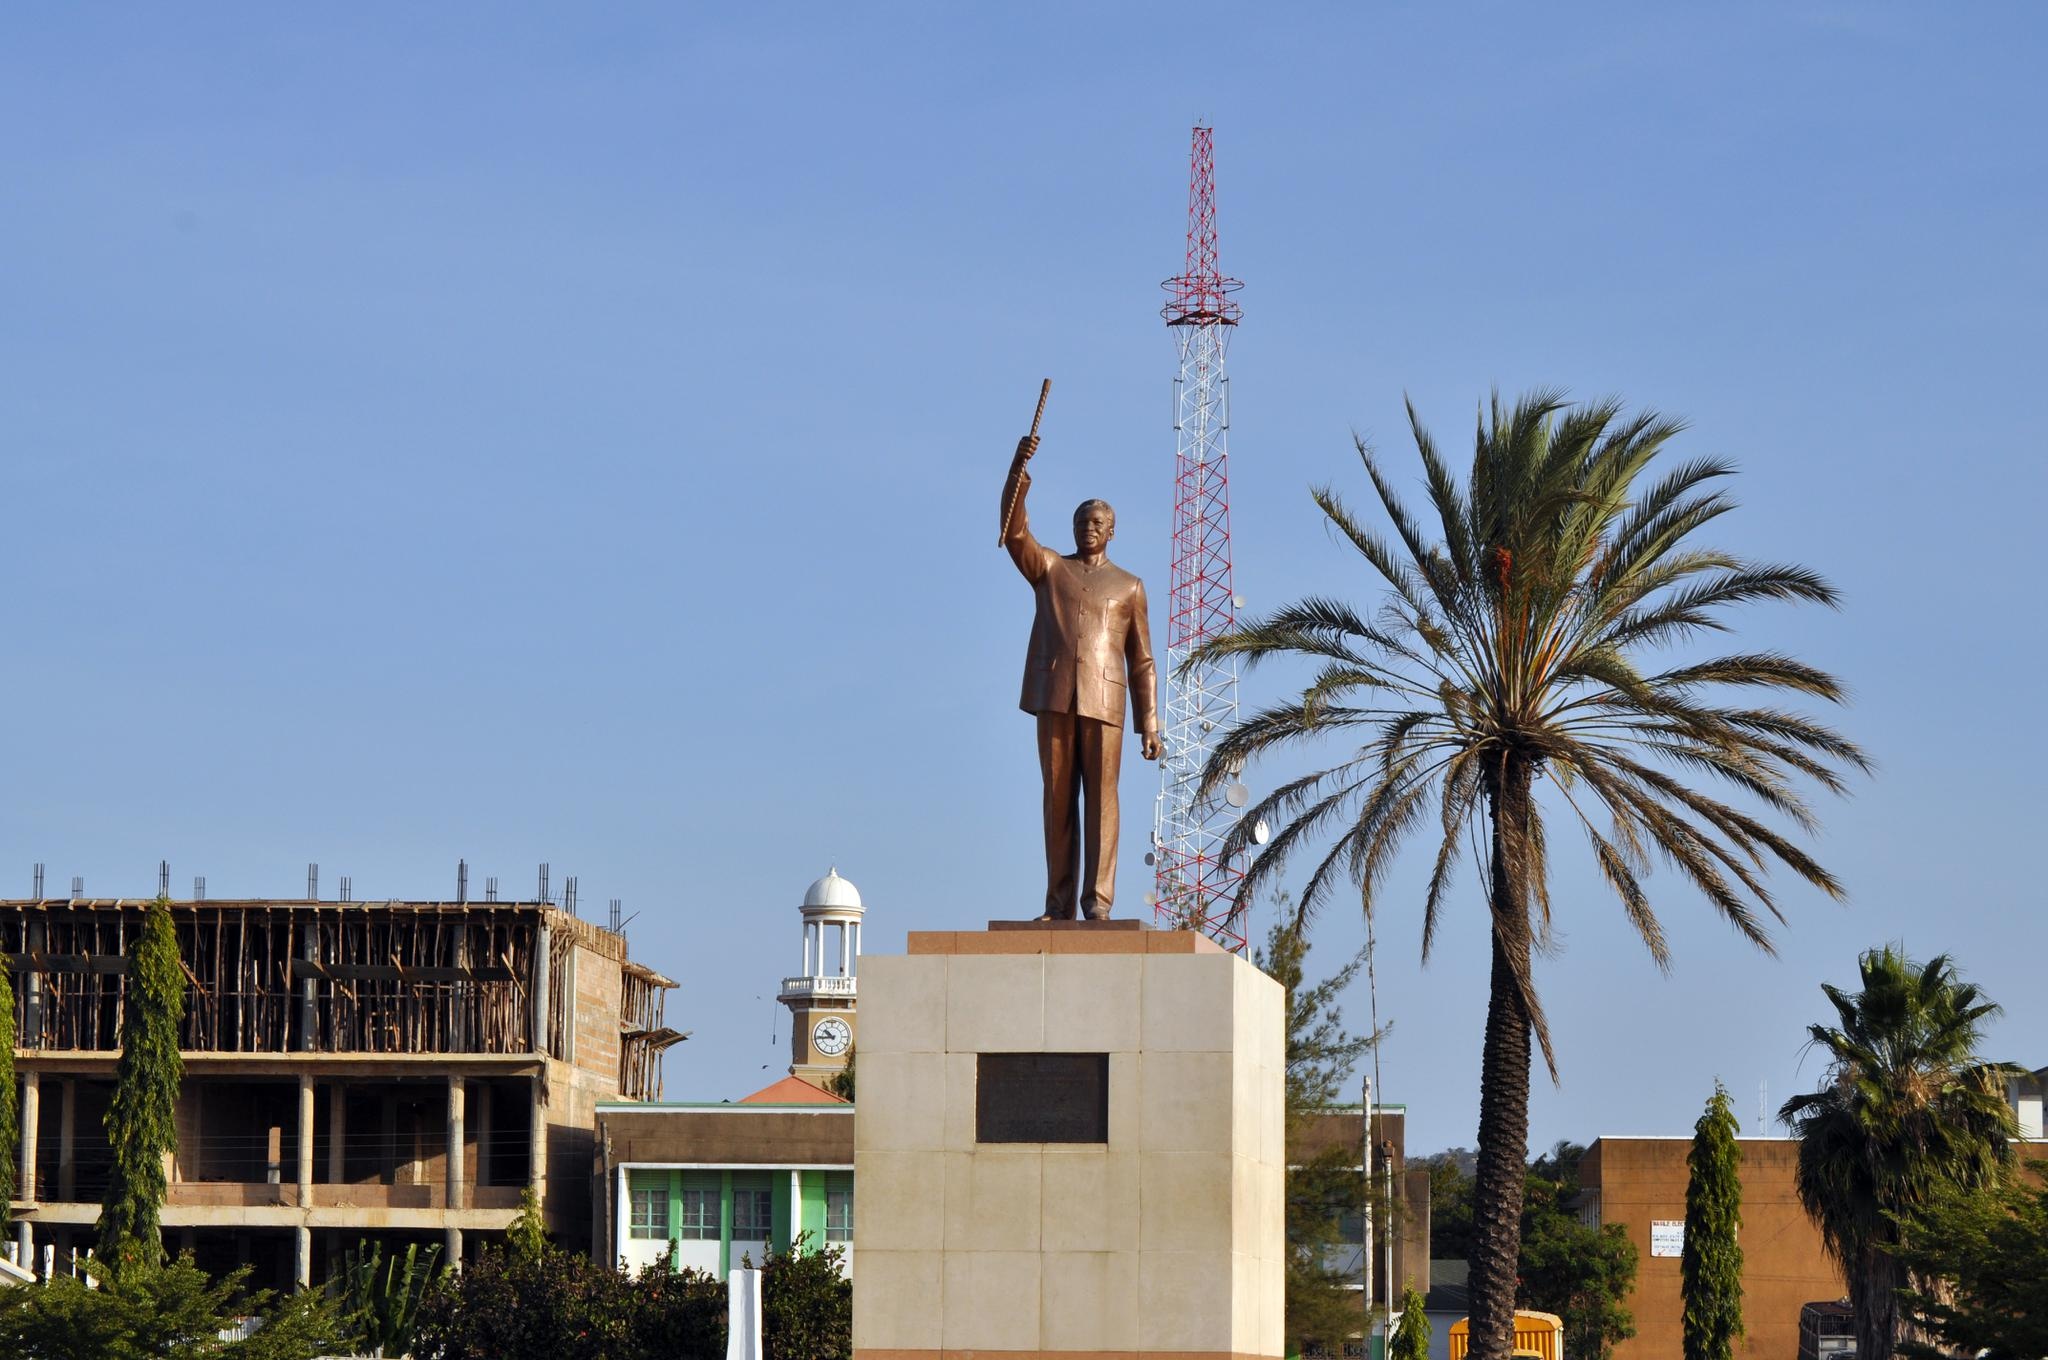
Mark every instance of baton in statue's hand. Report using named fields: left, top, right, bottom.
left=998, top=378, right=1052, bottom=545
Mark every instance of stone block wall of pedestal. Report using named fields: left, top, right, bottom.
left=852, top=927, right=1285, bottom=1360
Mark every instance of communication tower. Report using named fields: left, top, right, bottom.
left=1152, top=125, right=1249, bottom=952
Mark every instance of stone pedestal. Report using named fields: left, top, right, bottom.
left=853, top=924, right=1285, bottom=1360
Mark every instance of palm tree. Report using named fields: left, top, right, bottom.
left=1778, top=947, right=2018, bottom=1360
left=1189, top=390, right=1865, bottom=1360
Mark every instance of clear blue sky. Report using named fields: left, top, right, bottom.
left=4, top=5, right=2042, bottom=1155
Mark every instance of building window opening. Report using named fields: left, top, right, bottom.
left=679, top=1187, right=720, bottom=1240
left=825, top=1186, right=853, bottom=1242
left=629, top=1184, right=670, bottom=1240
left=733, top=1188, right=774, bottom=1239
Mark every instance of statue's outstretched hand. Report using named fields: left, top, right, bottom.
left=1015, top=434, right=1040, bottom=464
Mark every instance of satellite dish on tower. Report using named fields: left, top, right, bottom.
left=1224, top=782, right=1250, bottom=809
left=1252, top=818, right=1271, bottom=845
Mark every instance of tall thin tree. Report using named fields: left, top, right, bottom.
left=1681, top=1082, right=1743, bottom=1360
left=1191, top=391, right=1865, bottom=1359
left=96, top=895, right=185, bottom=1273
left=1779, top=947, right=2018, bottom=1360
left=0, top=956, right=16, bottom=1237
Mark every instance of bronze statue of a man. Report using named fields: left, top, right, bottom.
left=1000, top=432, right=1162, bottom=921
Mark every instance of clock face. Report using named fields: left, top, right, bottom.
left=813, top=1016, right=853, bottom=1057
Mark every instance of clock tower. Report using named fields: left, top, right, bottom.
left=778, top=868, right=862, bottom=1086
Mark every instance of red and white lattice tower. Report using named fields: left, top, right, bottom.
left=1152, top=125, right=1248, bottom=952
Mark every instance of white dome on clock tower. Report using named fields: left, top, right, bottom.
left=779, top=868, right=862, bottom=1083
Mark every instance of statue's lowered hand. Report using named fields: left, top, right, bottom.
left=1142, top=733, right=1163, bottom=761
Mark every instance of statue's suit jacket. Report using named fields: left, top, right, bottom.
left=1001, top=460, right=1161, bottom=734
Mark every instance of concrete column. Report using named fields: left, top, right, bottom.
left=22, top=921, right=44, bottom=1045
left=296, top=1076, right=315, bottom=1206
left=327, top=1083, right=346, bottom=1185
left=56, top=1079, right=75, bottom=1201
left=838, top=922, right=849, bottom=976
left=297, top=912, right=318, bottom=1052
left=446, top=1077, right=465, bottom=1211
left=12, top=1220, right=26, bottom=1270
left=293, top=1226, right=312, bottom=1290
left=18, top=1072, right=39, bottom=1204
left=528, top=1075, right=548, bottom=1197
left=443, top=1226, right=462, bottom=1273
left=614, top=1163, right=628, bottom=1271
left=802, top=922, right=813, bottom=977
left=531, top=921, right=552, bottom=1055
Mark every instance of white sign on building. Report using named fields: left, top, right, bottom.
left=1650, top=1220, right=1685, bottom=1257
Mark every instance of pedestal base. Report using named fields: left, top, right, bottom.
left=853, top=927, right=1284, bottom=1360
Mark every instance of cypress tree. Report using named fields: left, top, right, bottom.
left=1681, top=1081, right=1744, bottom=1360
left=1389, top=1284, right=1431, bottom=1360
left=0, top=956, right=16, bottom=1235
left=96, top=895, right=185, bottom=1273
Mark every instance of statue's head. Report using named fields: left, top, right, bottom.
left=1072, top=499, right=1115, bottom=554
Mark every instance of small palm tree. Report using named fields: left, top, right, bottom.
left=1779, top=946, right=2019, bottom=1360
left=1191, top=390, right=1865, bottom=1360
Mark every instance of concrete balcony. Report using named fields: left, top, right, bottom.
left=777, top=975, right=856, bottom=1001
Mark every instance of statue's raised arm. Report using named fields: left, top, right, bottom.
left=1000, top=434, right=1048, bottom=581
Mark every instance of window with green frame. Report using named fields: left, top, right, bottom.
left=733, top=1188, right=775, bottom=1239
left=629, top=1177, right=669, bottom=1239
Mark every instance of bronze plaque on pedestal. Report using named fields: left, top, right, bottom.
left=975, top=1052, right=1110, bottom=1143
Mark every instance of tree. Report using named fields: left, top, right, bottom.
left=1517, top=1156, right=1637, bottom=1359
left=336, top=1239, right=442, bottom=1357
left=508, top=1184, right=547, bottom=1264
left=1779, top=946, right=2020, bottom=1360
left=1894, top=1177, right=2048, bottom=1359
left=0, top=1254, right=347, bottom=1360
left=98, top=895, right=186, bottom=1273
left=1191, top=391, right=1864, bottom=1358
left=824, top=1045, right=854, bottom=1101
left=1256, top=917, right=1382, bottom=1355
left=1425, top=1152, right=1475, bottom=1260
left=1681, top=1082, right=1743, bottom=1360
left=414, top=1235, right=722, bottom=1360
left=0, top=955, right=16, bottom=1237
left=760, top=1233, right=852, bottom=1360
left=1389, top=1284, right=1430, bottom=1360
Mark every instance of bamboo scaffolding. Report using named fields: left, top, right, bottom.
left=0, top=900, right=628, bottom=1063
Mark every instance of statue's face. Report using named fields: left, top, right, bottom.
left=1072, top=501, right=1115, bottom=554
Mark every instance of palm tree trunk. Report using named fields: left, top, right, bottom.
left=1467, top=765, right=1536, bottom=1360
left=1853, top=1244, right=1903, bottom=1360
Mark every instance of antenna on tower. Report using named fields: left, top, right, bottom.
left=1153, top=124, right=1251, bottom=953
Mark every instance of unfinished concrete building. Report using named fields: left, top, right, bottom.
left=2, top=894, right=679, bottom=1287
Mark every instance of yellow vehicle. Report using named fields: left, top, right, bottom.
left=1447, top=1310, right=1564, bottom=1360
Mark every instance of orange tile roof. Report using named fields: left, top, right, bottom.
left=737, top=1074, right=846, bottom=1105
